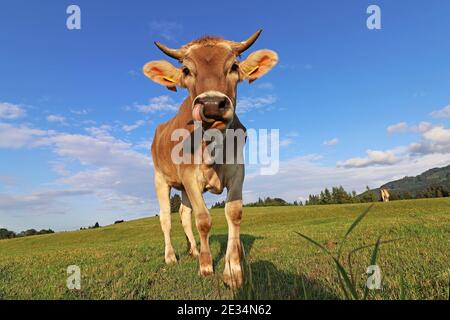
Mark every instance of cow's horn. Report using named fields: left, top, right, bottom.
left=232, top=29, right=263, bottom=54
left=154, top=41, right=184, bottom=60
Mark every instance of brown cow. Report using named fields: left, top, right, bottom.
left=143, top=30, right=278, bottom=288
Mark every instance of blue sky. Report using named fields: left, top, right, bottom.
left=1, top=0, right=450, bottom=231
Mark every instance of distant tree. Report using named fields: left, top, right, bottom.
left=323, top=188, right=332, bottom=204
left=93, top=222, right=100, bottom=229
left=0, top=228, right=16, bottom=240
left=211, top=200, right=226, bottom=209
left=37, top=229, right=54, bottom=235
left=170, top=194, right=182, bottom=213
left=245, top=196, right=291, bottom=207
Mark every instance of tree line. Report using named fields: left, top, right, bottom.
left=211, top=197, right=303, bottom=209
left=387, top=184, right=450, bottom=200
left=0, top=228, right=54, bottom=240
left=305, top=186, right=373, bottom=205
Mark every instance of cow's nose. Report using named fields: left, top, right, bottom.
left=197, top=96, right=229, bottom=110
left=195, top=96, right=230, bottom=119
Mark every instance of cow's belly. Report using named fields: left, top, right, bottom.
left=160, top=164, right=225, bottom=194
left=202, top=164, right=225, bottom=194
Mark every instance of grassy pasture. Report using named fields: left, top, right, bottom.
left=0, top=198, right=449, bottom=300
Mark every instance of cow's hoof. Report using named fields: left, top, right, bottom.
left=199, top=264, right=214, bottom=277
left=223, top=263, right=243, bottom=289
left=199, top=252, right=213, bottom=276
left=189, top=247, right=200, bottom=258
left=165, top=250, right=177, bottom=264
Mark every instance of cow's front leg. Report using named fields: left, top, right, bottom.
left=223, top=165, right=244, bottom=288
left=223, top=200, right=244, bottom=288
left=183, top=178, right=213, bottom=276
left=179, top=191, right=199, bottom=258
left=155, top=171, right=177, bottom=264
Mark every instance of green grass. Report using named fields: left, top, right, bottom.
left=0, top=198, right=449, bottom=300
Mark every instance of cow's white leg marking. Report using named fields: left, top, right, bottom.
left=223, top=164, right=244, bottom=288
left=179, top=191, right=199, bottom=258
left=155, top=171, right=177, bottom=264
left=183, top=176, right=213, bottom=277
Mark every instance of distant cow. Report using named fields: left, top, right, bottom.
left=143, top=30, right=278, bottom=288
left=380, top=188, right=390, bottom=202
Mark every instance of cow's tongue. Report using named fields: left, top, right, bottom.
left=192, top=103, right=204, bottom=122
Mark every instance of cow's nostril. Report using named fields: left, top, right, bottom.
left=218, top=99, right=227, bottom=109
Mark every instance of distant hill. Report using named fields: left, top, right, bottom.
left=361, top=165, right=450, bottom=200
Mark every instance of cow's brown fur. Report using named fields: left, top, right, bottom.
left=183, top=36, right=225, bottom=48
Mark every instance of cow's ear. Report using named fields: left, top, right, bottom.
left=240, top=50, right=278, bottom=83
left=143, top=60, right=182, bottom=91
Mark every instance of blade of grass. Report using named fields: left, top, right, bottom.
left=332, top=256, right=359, bottom=299
left=301, top=276, right=308, bottom=300
left=295, top=231, right=350, bottom=299
left=399, top=274, right=406, bottom=300
left=337, top=205, right=374, bottom=259
left=294, top=232, right=331, bottom=256
left=335, top=205, right=373, bottom=299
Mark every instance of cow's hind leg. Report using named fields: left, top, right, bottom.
left=179, top=191, right=199, bottom=258
left=155, top=171, right=177, bottom=264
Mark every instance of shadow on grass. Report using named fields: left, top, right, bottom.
left=210, top=234, right=339, bottom=300
left=210, top=233, right=262, bottom=269
left=236, top=260, right=339, bottom=300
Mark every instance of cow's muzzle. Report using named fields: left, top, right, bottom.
left=192, top=91, right=234, bottom=130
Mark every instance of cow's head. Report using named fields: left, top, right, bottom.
left=143, top=30, right=278, bottom=130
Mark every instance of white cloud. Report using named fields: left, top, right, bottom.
left=387, top=122, right=408, bottom=134
left=430, top=105, right=450, bottom=118
left=150, top=20, right=183, bottom=41
left=237, top=95, right=277, bottom=114
left=387, top=121, right=434, bottom=135
left=256, top=82, right=274, bottom=90
left=0, top=102, right=26, bottom=119
left=280, top=138, right=294, bottom=148
left=70, top=109, right=89, bottom=115
left=47, top=114, right=66, bottom=124
left=323, top=138, right=339, bottom=146
left=128, top=70, right=140, bottom=78
left=122, top=120, right=146, bottom=132
left=339, top=122, right=450, bottom=167
left=0, top=123, right=48, bottom=148
left=415, top=121, right=433, bottom=133
left=337, top=149, right=399, bottom=168
left=422, top=126, right=450, bottom=143
left=0, top=122, right=154, bottom=228
left=0, top=176, right=16, bottom=187
left=285, top=131, right=299, bottom=137
left=0, top=190, right=93, bottom=215
left=409, top=125, right=450, bottom=155
left=135, top=95, right=179, bottom=113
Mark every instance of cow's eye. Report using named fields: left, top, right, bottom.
left=230, top=63, right=239, bottom=73
left=182, top=67, right=190, bottom=76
